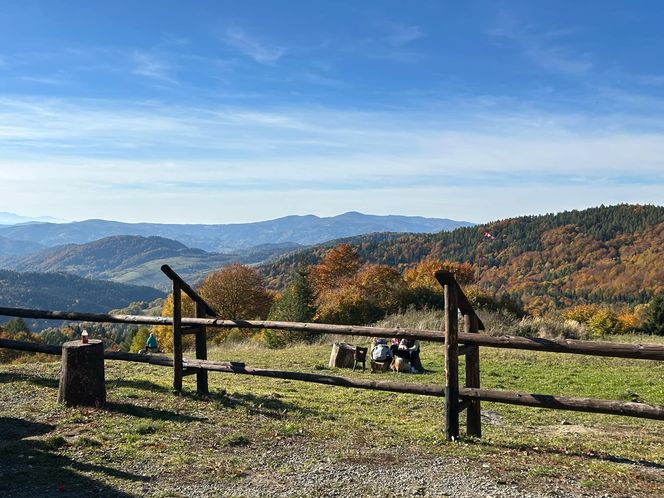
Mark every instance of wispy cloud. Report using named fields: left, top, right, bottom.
left=1, top=94, right=663, bottom=222
left=131, top=51, right=179, bottom=84
left=222, top=27, right=285, bottom=64
left=488, top=13, right=592, bottom=75
left=379, top=21, right=424, bottom=46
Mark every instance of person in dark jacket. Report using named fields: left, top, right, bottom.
left=395, top=338, right=423, bottom=373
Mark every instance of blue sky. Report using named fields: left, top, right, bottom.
left=1, top=0, right=663, bottom=223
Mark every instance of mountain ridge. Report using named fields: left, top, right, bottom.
left=0, top=212, right=473, bottom=253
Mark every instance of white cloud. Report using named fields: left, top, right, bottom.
left=0, top=95, right=663, bottom=223
left=222, top=27, right=285, bottom=64
left=132, top=51, right=179, bottom=84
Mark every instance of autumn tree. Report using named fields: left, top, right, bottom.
left=198, top=263, right=273, bottom=320
left=355, top=264, right=406, bottom=315
left=309, top=244, right=360, bottom=294
left=130, top=327, right=151, bottom=353
left=153, top=292, right=195, bottom=352
left=404, top=259, right=475, bottom=291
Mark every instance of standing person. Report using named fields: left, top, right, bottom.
left=145, top=332, right=158, bottom=353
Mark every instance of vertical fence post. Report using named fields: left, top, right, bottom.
left=444, top=280, right=460, bottom=441
left=172, top=282, right=183, bottom=392
left=464, top=314, right=481, bottom=438
left=195, top=301, right=209, bottom=395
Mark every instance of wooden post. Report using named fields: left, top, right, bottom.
left=444, top=282, right=460, bottom=441
left=195, top=301, right=209, bottom=395
left=464, top=314, right=481, bottom=438
left=172, top=282, right=183, bottom=392
left=57, top=339, right=106, bottom=407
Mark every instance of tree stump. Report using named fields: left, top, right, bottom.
left=328, top=342, right=356, bottom=369
left=57, top=339, right=106, bottom=407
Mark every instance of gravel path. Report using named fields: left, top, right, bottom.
left=157, top=441, right=594, bottom=498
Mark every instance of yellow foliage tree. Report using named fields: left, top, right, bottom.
left=153, top=292, right=195, bottom=353
left=404, top=259, right=475, bottom=294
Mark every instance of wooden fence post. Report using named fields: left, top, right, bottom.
left=57, top=339, right=106, bottom=407
left=464, top=314, right=481, bottom=438
left=195, top=301, right=209, bottom=395
left=444, top=281, right=460, bottom=441
left=172, top=282, right=183, bottom=392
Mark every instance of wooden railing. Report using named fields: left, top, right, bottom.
left=1, top=266, right=664, bottom=442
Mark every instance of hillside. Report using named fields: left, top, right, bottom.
left=0, top=270, right=165, bottom=328
left=0, top=236, right=45, bottom=258
left=0, top=212, right=473, bottom=253
left=261, top=204, right=664, bottom=312
left=0, top=236, right=298, bottom=291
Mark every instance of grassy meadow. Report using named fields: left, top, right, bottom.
left=1, top=324, right=664, bottom=496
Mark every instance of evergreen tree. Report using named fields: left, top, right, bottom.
left=643, top=294, right=664, bottom=336
left=4, top=318, right=30, bottom=336
left=264, top=271, right=316, bottom=348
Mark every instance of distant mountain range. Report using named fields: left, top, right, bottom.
left=0, top=212, right=64, bottom=225
left=0, top=212, right=473, bottom=253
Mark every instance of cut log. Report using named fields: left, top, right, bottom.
left=329, top=342, right=356, bottom=369
left=57, top=339, right=106, bottom=407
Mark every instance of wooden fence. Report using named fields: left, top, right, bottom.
left=1, top=264, right=664, bottom=442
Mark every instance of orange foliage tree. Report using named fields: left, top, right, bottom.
left=309, top=243, right=360, bottom=295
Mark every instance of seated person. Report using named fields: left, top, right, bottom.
left=371, top=338, right=393, bottom=364
left=396, top=338, right=423, bottom=373
left=145, top=332, right=159, bottom=353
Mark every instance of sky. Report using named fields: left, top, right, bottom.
left=1, top=0, right=663, bottom=224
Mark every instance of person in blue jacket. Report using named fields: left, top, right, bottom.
left=145, top=332, right=158, bottom=353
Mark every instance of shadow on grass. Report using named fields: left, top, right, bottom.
left=208, top=390, right=319, bottom=419
left=0, top=416, right=143, bottom=497
left=467, top=437, right=664, bottom=470
left=0, top=371, right=58, bottom=389
left=107, top=378, right=172, bottom=394
left=104, top=401, right=206, bottom=423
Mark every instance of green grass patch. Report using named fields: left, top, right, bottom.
left=1, top=335, right=663, bottom=496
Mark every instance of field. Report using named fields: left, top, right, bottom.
left=1, top=335, right=664, bottom=497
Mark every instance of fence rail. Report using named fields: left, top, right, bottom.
left=2, top=306, right=663, bottom=360
left=3, top=336, right=664, bottom=421
left=2, top=266, right=664, bottom=441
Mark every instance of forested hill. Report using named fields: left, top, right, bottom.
left=261, top=204, right=664, bottom=312
left=0, top=235, right=299, bottom=291
left=0, top=270, right=165, bottom=328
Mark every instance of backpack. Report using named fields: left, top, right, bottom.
left=372, top=344, right=391, bottom=362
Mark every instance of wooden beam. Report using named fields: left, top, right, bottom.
left=464, top=314, right=481, bottom=438
left=194, top=301, right=209, bottom=395
left=2, top=338, right=663, bottom=421
left=172, top=282, right=183, bottom=392
left=444, top=282, right=460, bottom=441
left=160, top=265, right=217, bottom=316
left=2, top=306, right=664, bottom=360
left=459, top=387, right=664, bottom=421
left=435, top=270, right=485, bottom=330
